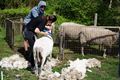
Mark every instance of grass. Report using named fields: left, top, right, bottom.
left=0, top=26, right=119, bottom=80
left=0, top=27, right=37, bottom=80
left=0, top=27, right=13, bottom=59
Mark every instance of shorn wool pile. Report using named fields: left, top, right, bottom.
left=0, top=54, right=101, bottom=80
left=39, top=58, right=101, bottom=80
left=0, top=54, right=28, bottom=70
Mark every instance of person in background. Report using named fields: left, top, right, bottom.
left=23, top=0, right=46, bottom=53
left=23, top=15, right=57, bottom=70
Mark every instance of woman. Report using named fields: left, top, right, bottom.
left=23, top=15, right=57, bottom=69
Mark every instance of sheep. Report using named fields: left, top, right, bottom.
left=33, top=35, right=54, bottom=76
left=59, top=22, right=85, bottom=59
left=59, top=22, right=119, bottom=59
left=79, top=27, right=118, bottom=58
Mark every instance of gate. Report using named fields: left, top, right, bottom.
left=5, top=18, right=23, bottom=49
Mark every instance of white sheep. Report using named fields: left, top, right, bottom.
left=33, top=35, right=54, bottom=76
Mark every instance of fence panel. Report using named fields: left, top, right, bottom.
left=5, top=18, right=23, bottom=49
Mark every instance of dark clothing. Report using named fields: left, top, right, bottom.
left=23, top=16, right=47, bottom=67
left=23, top=16, right=47, bottom=46
left=26, top=16, right=47, bottom=32
left=23, top=16, right=47, bottom=40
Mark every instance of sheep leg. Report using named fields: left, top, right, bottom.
left=39, top=56, right=46, bottom=76
left=47, top=54, right=52, bottom=61
left=62, top=35, right=65, bottom=59
left=103, top=48, right=107, bottom=58
left=59, top=33, right=64, bottom=60
left=37, top=51, right=41, bottom=65
left=33, top=49, right=39, bottom=76
left=81, top=46, right=85, bottom=56
left=79, top=32, right=86, bottom=56
left=117, top=53, right=119, bottom=57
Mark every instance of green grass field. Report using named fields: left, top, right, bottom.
left=0, top=27, right=119, bottom=80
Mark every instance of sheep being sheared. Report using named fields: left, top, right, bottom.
left=33, top=35, right=53, bottom=76
left=59, top=22, right=119, bottom=58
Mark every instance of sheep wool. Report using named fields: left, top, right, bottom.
left=0, top=54, right=28, bottom=70
left=33, top=35, right=54, bottom=76
left=59, top=22, right=119, bottom=58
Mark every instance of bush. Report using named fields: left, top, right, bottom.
left=55, top=0, right=101, bottom=25
left=0, top=7, right=30, bottom=26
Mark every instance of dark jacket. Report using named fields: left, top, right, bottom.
left=26, top=16, right=47, bottom=33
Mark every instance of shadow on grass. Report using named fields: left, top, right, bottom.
left=17, top=47, right=35, bottom=73
left=17, top=47, right=29, bottom=61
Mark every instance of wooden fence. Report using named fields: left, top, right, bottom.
left=5, top=18, right=23, bottom=49
left=59, top=26, right=120, bottom=59
left=5, top=18, right=120, bottom=58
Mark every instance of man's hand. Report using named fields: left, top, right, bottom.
left=34, top=28, right=40, bottom=33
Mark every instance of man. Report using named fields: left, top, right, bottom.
left=23, top=15, right=57, bottom=70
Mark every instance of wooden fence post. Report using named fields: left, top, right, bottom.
left=1, top=71, right=3, bottom=80
left=94, top=13, right=98, bottom=27
left=12, top=21, right=15, bottom=49
left=118, top=28, right=120, bottom=77
left=20, top=18, right=23, bottom=33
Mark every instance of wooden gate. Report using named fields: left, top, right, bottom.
left=5, top=18, right=23, bottom=49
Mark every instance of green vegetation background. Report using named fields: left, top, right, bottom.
left=0, top=0, right=120, bottom=26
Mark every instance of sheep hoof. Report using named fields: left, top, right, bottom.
left=117, top=53, right=119, bottom=57
left=82, top=53, right=85, bottom=56
left=103, top=54, right=106, bottom=58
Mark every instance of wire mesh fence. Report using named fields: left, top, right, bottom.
left=59, top=25, right=120, bottom=59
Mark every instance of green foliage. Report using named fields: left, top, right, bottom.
left=0, top=68, right=37, bottom=80
left=0, top=7, right=30, bottom=26
left=98, top=9, right=116, bottom=26
left=0, top=0, right=120, bottom=25
left=0, top=7, right=30, bottom=16
left=0, top=27, right=13, bottom=59
left=0, top=0, right=39, bottom=9
left=46, top=0, right=120, bottom=25
left=55, top=0, right=101, bottom=25
left=96, top=0, right=120, bottom=26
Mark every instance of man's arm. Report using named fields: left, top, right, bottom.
left=34, top=27, right=48, bottom=36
